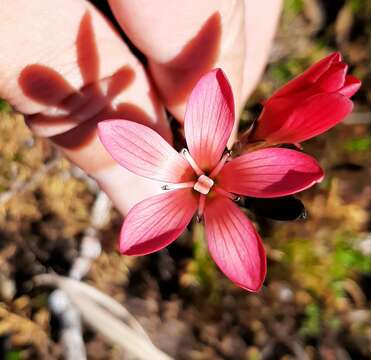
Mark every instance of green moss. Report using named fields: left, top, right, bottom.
left=300, top=303, right=321, bottom=337
left=0, top=98, right=11, bottom=112
left=284, top=0, right=304, bottom=16
left=344, top=137, right=371, bottom=153
left=350, top=0, right=365, bottom=13
left=278, top=231, right=370, bottom=298
left=5, top=351, right=22, bottom=360
left=332, top=233, right=371, bottom=273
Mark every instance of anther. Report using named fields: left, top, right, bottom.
left=299, top=209, right=308, bottom=220
left=214, top=186, right=239, bottom=201
left=196, top=214, right=203, bottom=223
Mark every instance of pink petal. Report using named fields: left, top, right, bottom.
left=120, top=189, right=198, bottom=255
left=204, top=196, right=266, bottom=292
left=98, top=119, right=193, bottom=183
left=217, top=148, right=324, bottom=198
left=184, top=69, right=235, bottom=171
left=272, top=52, right=341, bottom=98
left=266, top=93, right=353, bottom=144
left=339, top=75, right=361, bottom=98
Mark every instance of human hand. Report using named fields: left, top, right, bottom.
left=0, top=0, right=282, bottom=214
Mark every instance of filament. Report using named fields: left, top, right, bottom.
left=197, top=194, right=206, bottom=218
left=209, top=151, right=231, bottom=178
left=161, top=181, right=195, bottom=191
left=181, top=149, right=203, bottom=176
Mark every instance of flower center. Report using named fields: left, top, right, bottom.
left=193, top=174, right=214, bottom=195
left=161, top=149, right=239, bottom=219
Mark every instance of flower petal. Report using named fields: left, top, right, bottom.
left=251, top=97, right=294, bottom=140
left=98, top=119, right=193, bottom=183
left=316, top=62, right=347, bottom=92
left=120, top=189, right=198, bottom=255
left=258, top=93, right=353, bottom=144
left=218, top=148, right=324, bottom=198
left=272, top=52, right=341, bottom=98
left=204, top=196, right=266, bottom=292
left=339, top=75, right=361, bottom=98
left=184, top=69, right=235, bottom=171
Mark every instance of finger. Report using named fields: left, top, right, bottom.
left=108, top=0, right=246, bottom=123
left=0, top=0, right=170, bottom=214
left=242, top=0, right=283, bottom=100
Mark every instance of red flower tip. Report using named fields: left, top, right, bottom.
left=331, top=51, right=342, bottom=62
left=250, top=52, right=360, bottom=145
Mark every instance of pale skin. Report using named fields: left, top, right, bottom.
left=0, top=0, right=282, bottom=215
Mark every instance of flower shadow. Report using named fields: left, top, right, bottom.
left=262, top=168, right=322, bottom=196
left=150, top=12, right=222, bottom=106
left=18, top=11, right=156, bottom=151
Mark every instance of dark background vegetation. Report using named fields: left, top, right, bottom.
left=0, top=0, right=370, bottom=359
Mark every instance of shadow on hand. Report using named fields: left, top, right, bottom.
left=18, top=11, right=157, bottom=151
left=18, top=10, right=222, bottom=151
left=150, top=12, right=222, bottom=107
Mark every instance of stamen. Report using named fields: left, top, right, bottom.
left=209, top=151, right=231, bottom=178
left=294, top=142, right=303, bottom=150
left=161, top=181, right=195, bottom=191
left=214, top=186, right=239, bottom=201
left=197, top=194, right=206, bottom=218
left=181, top=149, right=203, bottom=176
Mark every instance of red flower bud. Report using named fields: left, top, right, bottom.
left=250, top=52, right=361, bottom=145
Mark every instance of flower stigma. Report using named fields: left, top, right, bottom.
left=193, top=174, right=214, bottom=195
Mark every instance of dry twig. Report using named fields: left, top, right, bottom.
left=35, top=274, right=172, bottom=360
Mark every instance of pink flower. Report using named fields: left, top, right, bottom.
left=249, top=52, right=361, bottom=145
left=98, top=69, right=324, bottom=291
